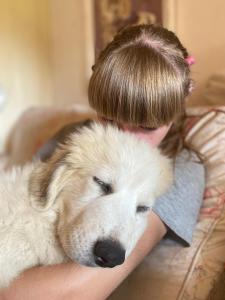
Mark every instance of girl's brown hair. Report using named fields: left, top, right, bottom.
left=88, top=24, right=193, bottom=158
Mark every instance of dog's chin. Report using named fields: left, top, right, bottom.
left=65, top=249, right=128, bottom=268
left=75, top=258, right=98, bottom=268
left=82, top=260, right=99, bottom=267
left=77, top=257, right=102, bottom=268
left=64, top=249, right=97, bottom=267
left=74, top=256, right=124, bottom=268
left=62, top=238, right=137, bottom=269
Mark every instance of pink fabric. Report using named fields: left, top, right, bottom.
left=200, top=187, right=225, bottom=219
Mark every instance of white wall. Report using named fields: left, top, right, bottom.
left=0, top=0, right=94, bottom=150
left=173, top=0, right=225, bottom=105
left=50, top=0, right=95, bottom=106
left=0, top=0, right=54, bottom=149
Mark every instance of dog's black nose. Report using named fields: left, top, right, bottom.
left=93, top=239, right=125, bottom=268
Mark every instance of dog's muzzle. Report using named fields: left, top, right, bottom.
left=93, top=239, right=125, bottom=268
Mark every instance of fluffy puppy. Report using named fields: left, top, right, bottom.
left=0, top=123, right=172, bottom=288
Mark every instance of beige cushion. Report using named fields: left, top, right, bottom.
left=4, top=105, right=96, bottom=168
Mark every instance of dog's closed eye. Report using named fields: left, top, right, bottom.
left=136, top=205, right=150, bottom=213
left=93, top=176, right=113, bottom=195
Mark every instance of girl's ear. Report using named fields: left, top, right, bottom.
left=188, top=79, right=195, bottom=94
left=29, top=149, right=68, bottom=211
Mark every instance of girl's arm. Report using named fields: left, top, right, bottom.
left=0, top=211, right=166, bottom=300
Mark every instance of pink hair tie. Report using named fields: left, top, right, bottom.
left=186, top=56, right=195, bottom=66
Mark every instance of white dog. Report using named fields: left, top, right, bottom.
left=0, top=123, right=172, bottom=288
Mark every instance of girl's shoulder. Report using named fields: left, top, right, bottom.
left=175, top=149, right=203, bottom=167
left=173, top=149, right=205, bottom=189
left=154, top=149, right=205, bottom=245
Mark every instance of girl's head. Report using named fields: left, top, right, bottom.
left=88, top=24, right=193, bottom=157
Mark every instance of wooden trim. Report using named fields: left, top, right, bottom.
left=83, top=0, right=95, bottom=81
left=162, top=0, right=177, bottom=31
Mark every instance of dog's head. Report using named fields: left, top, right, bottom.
left=29, top=123, right=172, bottom=268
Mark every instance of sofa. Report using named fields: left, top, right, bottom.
left=1, top=104, right=225, bottom=300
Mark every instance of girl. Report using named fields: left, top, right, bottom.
left=1, top=24, right=204, bottom=300
left=88, top=24, right=204, bottom=247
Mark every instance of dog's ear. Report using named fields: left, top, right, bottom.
left=29, top=148, right=68, bottom=211
left=29, top=120, right=93, bottom=211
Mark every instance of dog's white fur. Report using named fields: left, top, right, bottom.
left=0, top=123, right=172, bottom=288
